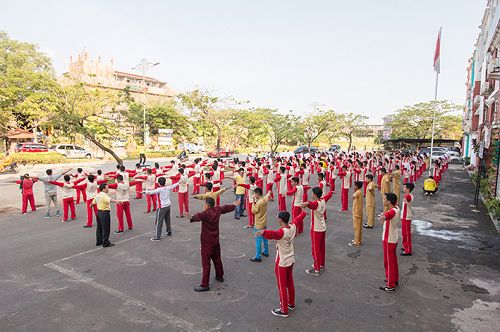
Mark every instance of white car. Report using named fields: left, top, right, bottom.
left=50, top=144, right=93, bottom=159
left=178, top=143, right=204, bottom=154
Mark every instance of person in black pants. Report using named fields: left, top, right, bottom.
left=92, top=184, right=119, bottom=247
left=139, top=146, right=147, bottom=165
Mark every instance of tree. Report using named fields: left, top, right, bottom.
left=124, top=101, right=194, bottom=144
left=299, top=109, right=339, bottom=150
left=49, top=82, right=125, bottom=164
left=178, top=89, right=238, bottom=150
left=0, top=32, right=58, bottom=138
left=387, top=101, right=462, bottom=141
left=339, top=113, right=368, bottom=152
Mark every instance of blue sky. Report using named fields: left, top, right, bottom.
left=1, top=0, right=486, bottom=123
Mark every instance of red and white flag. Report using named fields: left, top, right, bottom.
left=433, top=27, right=442, bottom=74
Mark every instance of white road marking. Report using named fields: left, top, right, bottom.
left=44, top=262, right=207, bottom=332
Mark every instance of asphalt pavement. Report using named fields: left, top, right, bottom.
left=0, top=164, right=499, bottom=331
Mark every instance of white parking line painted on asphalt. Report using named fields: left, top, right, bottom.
left=44, top=262, right=207, bottom=332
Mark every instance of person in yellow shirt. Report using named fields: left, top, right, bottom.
left=380, top=168, right=392, bottom=213
left=391, top=165, right=402, bottom=204
left=350, top=181, right=364, bottom=247
left=363, top=174, right=376, bottom=229
left=234, top=168, right=247, bottom=220
left=92, top=183, right=120, bottom=248
left=192, top=183, right=230, bottom=202
left=423, top=176, right=438, bottom=196
left=250, top=188, right=271, bottom=262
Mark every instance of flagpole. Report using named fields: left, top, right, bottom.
left=429, top=71, right=439, bottom=175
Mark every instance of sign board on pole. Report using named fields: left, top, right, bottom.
left=158, top=129, right=173, bottom=147
left=479, top=141, right=485, bottom=159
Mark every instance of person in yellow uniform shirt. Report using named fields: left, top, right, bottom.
left=380, top=168, right=392, bottom=212
left=391, top=165, right=402, bottom=204
left=349, top=181, right=364, bottom=247
left=234, top=168, right=247, bottom=220
left=250, top=188, right=271, bottom=262
left=92, top=183, right=120, bottom=247
left=192, top=183, right=230, bottom=202
left=364, top=174, right=376, bottom=229
left=423, top=176, right=438, bottom=196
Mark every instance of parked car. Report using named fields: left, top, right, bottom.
left=50, top=144, right=93, bottom=159
left=207, top=148, right=234, bottom=158
left=14, top=142, right=49, bottom=153
left=329, top=144, right=341, bottom=152
left=177, top=143, right=205, bottom=154
left=419, top=147, right=447, bottom=155
left=294, top=145, right=319, bottom=154
left=431, top=151, right=463, bottom=164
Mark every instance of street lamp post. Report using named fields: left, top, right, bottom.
left=132, top=59, right=159, bottom=147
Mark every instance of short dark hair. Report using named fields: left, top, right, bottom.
left=385, top=193, right=397, bottom=205
left=158, top=177, right=166, bottom=186
left=116, top=174, right=124, bottom=182
left=46, top=169, right=52, bottom=175
left=249, top=176, right=256, bottom=184
left=381, top=167, right=387, bottom=174
left=318, top=173, right=324, bottom=180
left=280, top=166, right=286, bottom=173
left=254, top=187, right=263, bottom=196
left=354, top=181, right=363, bottom=189
left=179, top=168, right=184, bottom=174
left=64, top=174, right=71, bottom=181
left=99, top=183, right=107, bottom=191
left=120, top=165, right=126, bottom=172
left=367, top=174, right=374, bottom=180
left=405, top=182, right=415, bottom=192
left=77, top=168, right=83, bottom=173
left=205, top=182, right=213, bottom=191
left=312, top=187, right=323, bottom=198
left=292, top=177, right=299, bottom=184
left=278, top=211, right=290, bottom=224
left=206, top=197, right=215, bottom=208
left=97, top=169, right=102, bottom=175
left=238, top=167, right=244, bottom=173
left=88, top=174, right=95, bottom=182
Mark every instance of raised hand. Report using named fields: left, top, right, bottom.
left=254, top=230, right=264, bottom=237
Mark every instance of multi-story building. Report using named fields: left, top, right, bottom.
left=464, top=0, right=500, bottom=196
left=59, top=51, right=176, bottom=103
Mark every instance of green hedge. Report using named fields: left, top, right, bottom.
left=11, top=152, right=66, bottom=164
left=126, top=150, right=181, bottom=159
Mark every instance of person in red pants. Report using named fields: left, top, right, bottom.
left=238, top=176, right=257, bottom=229
left=400, top=183, right=414, bottom=256
left=338, top=165, right=350, bottom=211
left=73, top=168, right=87, bottom=204
left=187, top=197, right=239, bottom=292
left=50, top=175, right=85, bottom=222
left=108, top=174, right=139, bottom=234
left=286, top=177, right=304, bottom=234
left=301, top=187, right=333, bottom=276
left=256, top=210, right=307, bottom=318
left=171, top=168, right=191, bottom=218
left=265, top=165, right=275, bottom=201
left=16, top=174, right=37, bottom=214
left=144, top=169, right=158, bottom=213
left=274, top=166, right=289, bottom=211
left=379, top=192, right=400, bottom=291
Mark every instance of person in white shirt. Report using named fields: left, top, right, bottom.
left=145, top=177, right=179, bottom=241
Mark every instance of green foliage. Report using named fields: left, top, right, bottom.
left=485, top=198, right=500, bottom=220
left=338, top=112, right=368, bottom=152
left=124, top=101, right=194, bottom=144
left=299, top=109, right=341, bottom=149
left=388, top=101, right=462, bottom=140
left=11, top=152, right=65, bottom=164
left=0, top=31, right=58, bottom=134
left=126, top=150, right=181, bottom=159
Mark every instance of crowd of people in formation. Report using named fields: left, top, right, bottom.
left=15, top=149, right=449, bottom=318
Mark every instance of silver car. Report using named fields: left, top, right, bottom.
left=50, top=144, right=93, bottom=159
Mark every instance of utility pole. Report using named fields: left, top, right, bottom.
left=132, top=59, right=159, bottom=147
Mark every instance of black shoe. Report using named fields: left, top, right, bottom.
left=194, top=285, right=210, bottom=292
left=240, top=214, right=247, bottom=217
left=288, top=304, right=296, bottom=311
left=114, top=230, right=123, bottom=234
left=103, top=243, right=115, bottom=248
left=379, top=286, right=396, bottom=292
left=83, top=225, right=92, bottom=228
left=250, top=257, right=262, bottom=262
left=234, top=217, right=240, bottom=220
left=400, top=252, right=412, bottom=256
left=363, top=224, right=373, bottom=229
left=262, top=253, right=269, bottom=257
left=166, top=232, right=172, bottom=236
left=401, top=248, right=405, bottom=251
left=384, top=280, right=399, bottom=286
left=215, top=276, right=224, bottom=282
left=128, top=228, right=133, bottom=231
left=271, top=308, right=289, bottom=318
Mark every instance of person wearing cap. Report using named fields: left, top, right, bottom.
left=256, top=209, right=307, bottom=318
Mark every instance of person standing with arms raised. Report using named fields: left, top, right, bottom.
left=145, top=177, right=179, bottom=241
